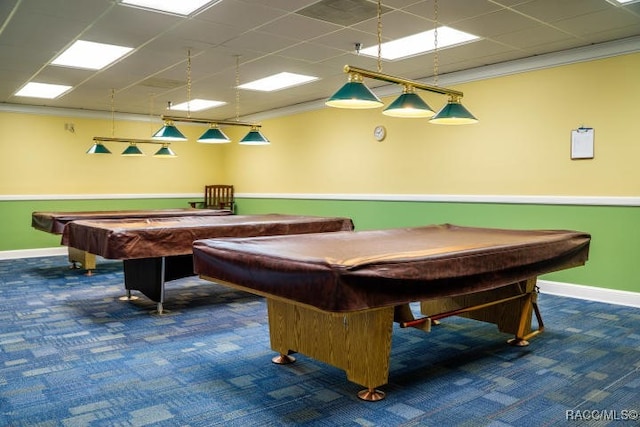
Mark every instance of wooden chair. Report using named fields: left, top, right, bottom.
left=189, top=185, right=235, bottom=212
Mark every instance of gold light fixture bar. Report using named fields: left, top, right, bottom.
left=91, top=137, right=177, bottom=157
left=93, top=136, right=167, bottom=145
left=158, top=115, right=270, bottom=144
left=343, top=65, right=463, bottom=98
left=161, top=115, right=260, bottom=129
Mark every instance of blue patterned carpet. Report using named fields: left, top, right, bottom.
left=0, top=256, right=638, bottom=426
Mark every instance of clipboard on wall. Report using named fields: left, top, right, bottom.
left=571, top=127, right=594, bottom=159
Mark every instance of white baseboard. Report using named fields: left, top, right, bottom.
left=2, top=193, right=640, bottom=206
left=538, top=280, right=640, bottom=308
left=0, top=247, right=67, bottom=260
left=236, top=193, right=640, bottom=206
left=0, top=248, right=637, bottom=308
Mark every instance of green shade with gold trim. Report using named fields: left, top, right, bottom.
left=197, top=125, right=231, bottom=143
left=86, top=142, right=112, bottom=154
left=326, top=73, right=383, bottom=109
left=154, top=144, right=177, bottom=157
left=383, top=87, right=435, bottom=118
left=430, top=97, right=478, bottom=125
left=239, top=127, right=270, bottom=145
left=152, top=121, right=187, bottom=141
left=121, top=143, right=144, bottom=156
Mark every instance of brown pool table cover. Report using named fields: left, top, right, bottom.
left=32, top=208, right=232, bottom=234
left=192, top=224, right=591, bottom=312
left=62, top=214, right=355, bottom=260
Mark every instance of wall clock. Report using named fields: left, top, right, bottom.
left=373, top=125, right=386, bottom=141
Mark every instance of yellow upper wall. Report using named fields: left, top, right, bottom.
left=0, top=113, right=228, bottom=194
left=1, top=53, right=639, bottom=197
left=225, top=53, right=640, bottom=196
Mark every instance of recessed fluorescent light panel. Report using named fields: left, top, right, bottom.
left=119, top=0, right=222, bottom=16
left=238, top=72, right=319, bottom=92
left=52, top=40, right=133, bottom=70
left=169, top=99, right=226, bottom=112
left=14, top=82, right=72, bottom=99
left=359, top=26, right=479, bottom=61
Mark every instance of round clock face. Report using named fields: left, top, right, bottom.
left=374, top=125, right=386, bottom=141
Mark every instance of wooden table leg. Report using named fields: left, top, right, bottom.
left=68, top=247, right=96, bottom=275
left=267, top=299, right=394, bottom=401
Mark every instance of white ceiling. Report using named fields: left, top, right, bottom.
left=1, top=0, right=639, bottom=120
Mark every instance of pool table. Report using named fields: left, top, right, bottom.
left=32, top=208, right=232, bottom=273
left=192, top=223, right=591, bottom=400
left=63, top=214, right=354, bottom=313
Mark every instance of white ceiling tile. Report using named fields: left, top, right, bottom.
left=277, top=42, right=345, bottom=63
left=404, top=0, right=503, bottom=24
left=580, top=25, right=640, bottom=45
left=221, top=30, right=303, bottom=56
left=310, top=27, right=381, bottom=53
left=512, top=0, right=611, bottom=23
left=352, top=10, right=433, bottom=40
left=257, top=13, right=343, bottom=40
left=194, top=0, right=285, bottom=29
left=82, top=5, right=182, bottom=47
left=0, top=0, right=638, bottom=115
left=453, top=9, right=541, bottom=37
left=553, top=8, right=640, bottom=37
left=489, top=0, right=535, bottom=7
left=236, top=0, right=320, bottom=13
left=522, top=39, right=589, bottom=56
left=167, top=19, right=245, bottom=46
left=491, top=24, right=575, bottom=49
left=21, top=0, right=112, bottom=22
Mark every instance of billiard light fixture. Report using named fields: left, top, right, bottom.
left=151, top=50, right=268, bottom=144
left=87, top=89, right=178, bottom=157
left=327, top=65, right=477, bottom=124
left=88, top=137, right=177, bottom=157
left=159, top=115, right=269, bottom=145
left=327, top=0, right=477, bottom=125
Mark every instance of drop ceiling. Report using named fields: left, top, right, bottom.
left=0, top=0, right=639, bottom=120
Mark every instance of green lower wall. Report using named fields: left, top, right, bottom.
left=235, top=197, right=639, bottom=294
left=2, top=197, right=638, bottom=294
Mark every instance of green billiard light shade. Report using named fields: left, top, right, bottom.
left=430, top=97, right=478, bottom=125
left=239, top=127, right=270, bottom=145
left=86, top=142, right=112, bottom=154
left=153, top=144, right=177, bottom=157
left=325, top=73, right=383, bottom=109
left=383, top=86, right=435, bottom=118
left=121, top=143, right=144, bottom=156
left=152, top=121, right=187, bottom=141
left=197, top=124, right=231, bottom=143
